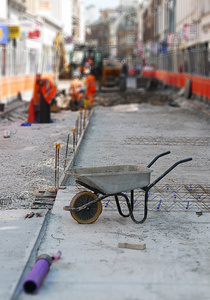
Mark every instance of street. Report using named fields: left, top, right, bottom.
left=0, top=1, right=210, bottom=299
left=0, top=78, right=209, bottom=299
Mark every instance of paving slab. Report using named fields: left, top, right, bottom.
left=18, top=103, right=210, bottom=300
left=18, top=186, right=210, bottom=300
left=0, top=209, right=48, bottom=300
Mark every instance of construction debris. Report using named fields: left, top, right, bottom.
left=3, top=130, right=10, bottom=138
left=24, top=212, right=35, bottom=219
left=31, top=190, right=56, bottom=210
left=95, top=90, right=174, bottom=107
left=118, top=242, right=146, bottom=250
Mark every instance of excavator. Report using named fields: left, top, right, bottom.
left=61, top=44, right=127, bottom=91
left=54, top=34, right=126, bottom=91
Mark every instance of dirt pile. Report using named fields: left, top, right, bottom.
left=95, top=89, right=174, bottom=107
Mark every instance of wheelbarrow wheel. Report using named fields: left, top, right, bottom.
left=70, top=191, right=102, bottom=224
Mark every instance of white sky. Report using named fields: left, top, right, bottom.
left=84, top=0, right=120, bottom=15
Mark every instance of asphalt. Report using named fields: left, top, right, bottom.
left=1, top=80, right=210, bottom=300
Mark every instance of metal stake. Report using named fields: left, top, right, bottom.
left=64, top=134, right=70, bottom=170
left=72, top=128, right=76, bottom=152
left=56, top=143, right=60, bottom=192
left=80, top=111, right=83, bottom=136
left=83, top=112, right=86, bottom=130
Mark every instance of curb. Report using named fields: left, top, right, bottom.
left=11, top=108, right=94, bottom=299
left=11, top=210, right=51, bottom=300
left=0, top=101, right=29, bottom=118
left=59, top=109, right=94, bottom=186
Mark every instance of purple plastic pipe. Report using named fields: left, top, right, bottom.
left=23, top=254, right=52, bottom=294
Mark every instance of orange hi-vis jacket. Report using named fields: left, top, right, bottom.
left=86, top=74, right=96, bottom=103
left=28, top=77, right=56, bottom=122
left=69, top=78, right=83, bottom=101
left=39, top=79, right=56, bottom=104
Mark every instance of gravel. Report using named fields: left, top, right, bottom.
left=0, top=83, right=209, bottom=210
left=0, top=103, right=78, bottom=210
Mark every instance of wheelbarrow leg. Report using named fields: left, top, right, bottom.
left=115, top=195, right=131, bottom=218
left=118, top=191, right=149, bottom=224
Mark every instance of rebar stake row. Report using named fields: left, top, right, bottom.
left=55, top=106, right=93, bottom=191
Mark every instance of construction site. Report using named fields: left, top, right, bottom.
left=0, top=74, right=210, bottom=299
left=0, top=1, right=210, bottom=298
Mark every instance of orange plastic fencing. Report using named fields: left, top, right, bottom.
left=0, top=73, right=55, bottom=101
left=142, top=70, right=210, bottom=99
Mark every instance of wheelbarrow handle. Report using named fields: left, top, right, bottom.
left=148, top=157, right=192, bottom=190
left=147, top=151, right=171, bottom=168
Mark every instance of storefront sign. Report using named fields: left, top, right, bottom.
left=167, top=33, right=173, bottom=46
left=9, top=26, right=20, bottom=38
left=0, top=23, right=8, bottom=44
left=28, top=22, right=42, bottom=39
left=183, top=23, right=197, bottom=41
left=65, top=36, right=72, bottom=44
left=19, top=20, right=35, bottom=33
left=168, top=33, right=181, bottom=47
left=28, top=30, right=40, bottom=39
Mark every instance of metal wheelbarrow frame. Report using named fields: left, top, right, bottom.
left=63, top=151, right=192, bottom=224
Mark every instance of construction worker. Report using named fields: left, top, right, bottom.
left=69, top=71, right=84, bottom=111
left=85, top=69, right=96, bottom=104
left=28, top=75, right=57, bottom=123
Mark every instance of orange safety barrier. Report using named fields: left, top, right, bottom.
left=142, top=70, right=210, bottom=99
left=0, top=73, right=55, bottom=101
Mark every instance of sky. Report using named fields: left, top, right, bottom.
left=84, top=0, right=120, bottom=15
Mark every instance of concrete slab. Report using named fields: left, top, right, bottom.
left=18, top=187, right=210, bottom=300
left=0, top=210, right=48, bottom=300
left=15, top=101, right=210, bottom=299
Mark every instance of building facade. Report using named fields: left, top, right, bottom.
left=117, top=9, right=137, bottom=64
left=0, top=0, right=85, bottom=104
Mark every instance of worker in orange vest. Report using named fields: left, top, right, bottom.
left=69, top=71, right=84, bottom=110
left=85, top=69, right=96, bottom=104
left=28, top=74, right=57, bottom=123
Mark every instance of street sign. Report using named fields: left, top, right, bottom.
left=9, top=26, right=20, bottom=38
left=0, top=23, right=8, bottom=44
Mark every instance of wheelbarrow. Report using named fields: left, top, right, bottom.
left=63, top=151, right=192, bottom=224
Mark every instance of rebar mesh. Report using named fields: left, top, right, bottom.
left=75, top=184, right=210, bottom=212
left=125, top=136, right=210, bottom=146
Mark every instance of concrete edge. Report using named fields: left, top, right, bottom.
left=0, top=101, right=29, bottom=118
left=11, top=108, right=95, bottom=300
left=11, top=210, right=51, bottom=300
left=59, top=109, right=95, bottom=186
left=183, top=99, right=210, bottom=117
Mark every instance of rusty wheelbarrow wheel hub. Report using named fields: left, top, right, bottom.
left=70, top=191, right=102, bottom=224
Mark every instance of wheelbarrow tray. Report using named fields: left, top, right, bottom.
left=66, top=165, right=152, bottom=194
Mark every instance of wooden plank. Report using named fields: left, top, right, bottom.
left=118, top=242, right=146, bottom=250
